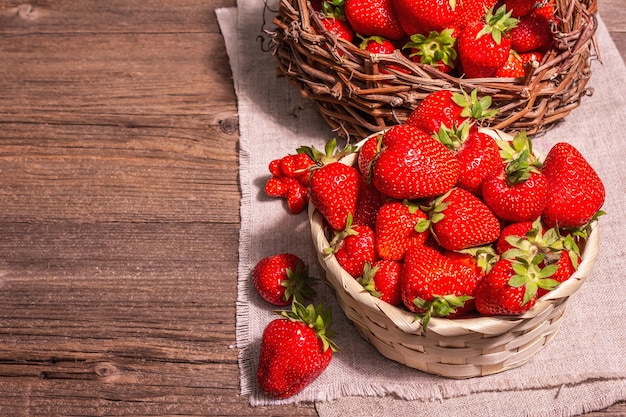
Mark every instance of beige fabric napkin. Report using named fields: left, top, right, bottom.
left=218, top=2, right=626, bottom=415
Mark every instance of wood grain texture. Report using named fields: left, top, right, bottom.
left=0, top=1, right=623, bottom=416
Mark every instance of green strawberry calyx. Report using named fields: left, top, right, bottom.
left=476, top=5, right=519, bottom=44
left=281, top=262, right=318, bottom=303
left=324, top=213, right=358, bottom=255
left=413, top=294, right=473, bottom=331
left=297, top=138, right=356, bottom=168
left=320, top=0, right=346, bottom=20
left=496, top=131, right=542, bottom=186
left=356, top=262, right=382, bottom=298
left=507, top=257, right=560, bottom=306
left=403, top=29, right=458, bottom=70
left=453, top=88, right=499, bottom=121
left=278, top=301, right=339, bottom=352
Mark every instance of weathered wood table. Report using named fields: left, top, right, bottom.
left=0, top=1, right=624, bottom=415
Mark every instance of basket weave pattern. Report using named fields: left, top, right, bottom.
left=308, top=148, right=600, bottom=379
left=271, top=0, right=599, bottom=138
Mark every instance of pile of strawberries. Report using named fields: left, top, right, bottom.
left=255, top=87, right=605, bottom=399
left=311, top=0, right=558, bottom=78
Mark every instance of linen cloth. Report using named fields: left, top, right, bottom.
left=217, top=3, right=626, bottom=415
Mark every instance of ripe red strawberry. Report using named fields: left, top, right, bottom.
left=401, top=244, right=479, bottom=329
left=475, top=257, right=558, bottom=316
left=357, top=132, right=383, bottom=177
left=328, top=216, right=378, bottom=277
left=391, top=0, right=456, bottom=34
left=252, top=253, right=315, bottom=306
left=320, top=17, right=355, bottom=45
left=406, top=89, right=496, bottom=136
left=536, top=249, right=578, bottom=298
left=375, top=200, right=430, bottom=261
left=301, top=140, right=360, bottom=231
left=454, top=0, right=498, bottom=29
left=495, top=221, right=535, bottom=254
left=372, top=124, right=459, bottom=200
left=458, top=5, right=519, bottom=78
left=371, top=124, right=459, bottom=200
left=346, top=0, right=405, bottom=40
left=495, top=50, right=525, bottom=78
left=482, top=132, right=548, bottom=222
left=532, top=0, right=558, bottom=24
left=540, top=142, right=606, bottom=229
left=423, top=187, right=501, bottom=251
left=510, top=14, right=553, bottom=53
left=357, top=260, right=402, bottom=305
left=403, top=28, right=459, bottom=74
left=503, top=0, right=537, bottom=17
left=257, top=302, right=337, bottom=398
left=359, top=36, right=410, bottom=74
left=352, top=179, right=384, bottom=230
left=435, top=123, right=502, bottom=195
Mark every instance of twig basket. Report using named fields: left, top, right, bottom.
left=271, top=0, right=599, bottom=139
left=308, top=143, right=600, bottom=379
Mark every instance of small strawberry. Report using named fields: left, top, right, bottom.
left=327, top=215, right=378, bottom=278
left=352, top=179, right=384, bottom=230
left=320, top=16, right=356, bottom=46
left=510, top=14, right=553, bottom=53
left=371, top=124, right=459, bottom=200
left=257, top=301, right=338, bottom=398
left=532, top=0, right=558, bottom=24
left=475, top=256, right=558, bottom=316
left=454, top=0, right=498, bottom=29
left=401, top=244, right=479, bottom=329
left=495, top=220, right=535, bottom=254
left=458, top=5, right=519, bottom=78
left=346, top=0, right=405, bottom=40
left=265, top=175, right=309, bottom=214
left=252, top=253, right=316, bottom=306
left=375, top=200, right=430, bottom=261
left=503, top=0, right=537, bottom=17
left=300, top=139, right=360, bottom=231
left=406, top=89, right=496, bottom=136
left=403, top=28, right=459, bottom=74
left=495, top=50, right=525, bottom=78
left=540, top=142, right=606, bottom=229
left=422, top=187, right=501, bottom=251
left=357, top=132, right=383, bottom=177
left=391, top=0, right=456, bottom=34
left=359, top=36, right=410, bottom=74
left=357, top=260, right=402, bottom=305
left=435, top=122, right=502, bottom=195
left=481, top=132, right=549, bottom=223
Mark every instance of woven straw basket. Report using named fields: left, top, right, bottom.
left=271, top=0, right=599, bottom=139
left=308, top=134, right=600, bottom=379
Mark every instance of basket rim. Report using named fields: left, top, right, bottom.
left=308, top=129, right=601, bottom=338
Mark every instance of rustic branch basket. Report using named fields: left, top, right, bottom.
left=308, top=132, right=600, bottom=379
left=270, top=0, right=599, bottom=139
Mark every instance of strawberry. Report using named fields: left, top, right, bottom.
left=495, top=220, right=535, bottom=254
left=403, top=28, right=459, bottom=74
left=454, top=0, right=498, bottom=29
left=359, top=36, right=410, bottom=74
left=443, top=245, right=497, bottom=279
left=320, top=16, right=355, bottom=45
left=458, top=5, right=519, bottom=78
left=481, top=132, right=548, bottom=222
left=503, top=0, right=537, bottom=17
left=357, top=260, right=402, bottom=305
left=252, top=253, right=316, bottom=306
left=540, top=142, right=606, bottom=229
left=301, top=140, right=360, bottom=231
left=536, top=249, right=578, bottom=298
left=401, top=244, right=479, bottom=329
left=257, top=301, right=337, bottom=398
left=423, top=187, right=501, bottom=251
left=406, top=89, right=496, bottom=136
left=435, top=122, right=502, bottom=195
left=495, top=50, right=525, bottom=78
left=391, top=0, right=456, bottom=34
left=510, top=14, right=553, bottom=53
left=532, top=0, right=558, bottom=24
left=327, top=215, right=378, bottom=277
left=371, top=124, right=459, bottom=200
left=357, top=132, right=383, bottom=177
left=352, top=179, right=384, bottom=230
left=375, top=200, right=429, bottom=261
left=345, top=0, right=405, bottom=40
left=474, top=256, right=558, bottom=316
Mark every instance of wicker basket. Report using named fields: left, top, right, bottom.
left=271, top=0, right=599, bottom=139
left=308, top=135, right=600, bottom=379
